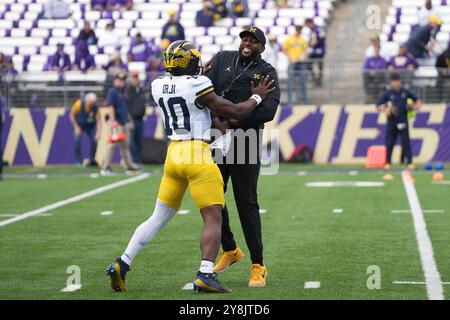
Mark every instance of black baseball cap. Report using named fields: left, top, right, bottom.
left=239, top=26, right=266, bottom=47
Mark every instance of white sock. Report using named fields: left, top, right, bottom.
left=199, top=260, right=214, bottom=274
left=121, top=200, right=177, bottom=266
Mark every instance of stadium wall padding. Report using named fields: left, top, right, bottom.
left=1, top=104, right=449, bottom=166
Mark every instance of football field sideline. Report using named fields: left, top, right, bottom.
left=0, top=169, right=448, bottom=299
left=401, top=171, right=444, bottom=300
left=0, top=173, right=150, bottom=228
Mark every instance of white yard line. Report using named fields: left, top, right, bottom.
left=0, top=214, right=19, bottom=217
left=304, top=281, right=321, bottom=289
left=0, top=173, right=150, bottom=228
left=391, top=209, right=445, bottom=214
left=432, top=181, right=450, bottom=185
left=393, top=281, right=450, bottom=285
left=401, top=171, right=444, bottom=300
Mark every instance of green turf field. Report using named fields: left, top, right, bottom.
left=0, top=164, right=449, bottom=300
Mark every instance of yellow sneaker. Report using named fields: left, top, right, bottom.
left=248, top=264, right=268, bottom=287
left=213, top=247, right=244, bottom=273
left=382, top=173, right=394, bottom=181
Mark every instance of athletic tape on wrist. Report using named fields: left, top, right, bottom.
left=250, top=94, right=263, bottom=106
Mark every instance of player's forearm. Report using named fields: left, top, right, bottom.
left=220, top=99, right=258, bottom=120
left=69, top=113, right=80, bottom=130
left=376, top=105, right=386, bottom=112
left=414, top=100, right=422, bottom=110
left=207, top=96, right=258, bottom=120
left=238, top=99, right=279, bottom=127
left=212, top=116, right=229, bottom=134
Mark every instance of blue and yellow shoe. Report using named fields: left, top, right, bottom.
left=106, top=258, right=129, bottom=292
left=193, top=271, right=232, bottom=293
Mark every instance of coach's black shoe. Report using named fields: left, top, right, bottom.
left=106, top=257, right=130, bottom=292
left=193, top=271, right=231, bottom=293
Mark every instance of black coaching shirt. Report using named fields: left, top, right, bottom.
left=206, top=51, right=281, bottom=129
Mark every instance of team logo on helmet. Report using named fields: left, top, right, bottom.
left=163, top=40, right=203, bottom=76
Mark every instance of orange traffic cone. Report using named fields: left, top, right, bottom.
left=432, top=172, right=444, bottom=182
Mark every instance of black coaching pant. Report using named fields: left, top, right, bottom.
left=386, top=122, right=412, bottom=165
left=218, top=162, right=263, bottom=265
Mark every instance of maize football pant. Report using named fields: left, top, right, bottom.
left=157, top=140, right=225, bottom=209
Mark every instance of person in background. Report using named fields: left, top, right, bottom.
left=78, top=21, right=97, bottom=46
left=388, top=44, right=418, bottom=86
left=1, top=56, right=18, bottom=82
left=405, top=16, right=442, bottom=59
left=262, top=35, right=279, bottom=69
left=43, top=0, right=72, bottom=19
left=283, top=25, right=309, bottom=105
left=48, top=43, right=71, bottom=72
left=70, top=93, right=101, bottom=167
left=145, top=42, right=163, bottom=80
left=274, top=0, right=288, bottom=8
left=104, top=51, right=128, bottom=80
left=212, top=0, right=228, bottom=20
left=101, top=72, right=140, bottom=175
left=230, top=0, right=248, bottom=18
left=127, top=33, right=151, bottom=62
left=145, top=50, right=163, bottom=89
left=91, top=0, right=107, bottom=11
left=418, top=0, right=438, bottom=26
left=72, top=41, right=96, bottom=72
left=196, top=0, right=215, bottom=28
left=107, top=0, right=132, bottom=11
left=0, top=56, right=17, bottom=110
left=363, top=44, right=388, bottom=103
left=376, top=73, right=422, bottom=179
left=388, top=44, right=418, bottom=71
left=104, top=52, right=128, bottom=82
left=0, top=95, right=4, bottom=181
left=161, top=10, right=185, bottom=44
left=305, top=18, right=326, bottom=87
left=98, top=21, right=121, bottom=49
left=0, top=53, right=6, bottom=72
left=435, top=43, right=450, bottom=102
left=126, top=71, right=146, bottom=164
left=365, top=34, right=391, bottom=62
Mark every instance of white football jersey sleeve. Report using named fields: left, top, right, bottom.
left=151, top=75, right=214, bottom=141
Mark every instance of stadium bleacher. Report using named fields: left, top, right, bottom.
left=380, top=0, right=450, bottom=63
left=0, top=0, right=337, bottom=82
left=361, top=0, right=450, bottom=101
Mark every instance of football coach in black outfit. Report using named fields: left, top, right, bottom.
left=205, top=26, right=280, bottom=287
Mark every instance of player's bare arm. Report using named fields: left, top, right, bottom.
left=69, top=108, right=82, bottom=136
left=197, top=75, right=276, bottom=120
left=411, top=99, right=422, bottom=110
left=376, top=102, right=394, bottom=117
